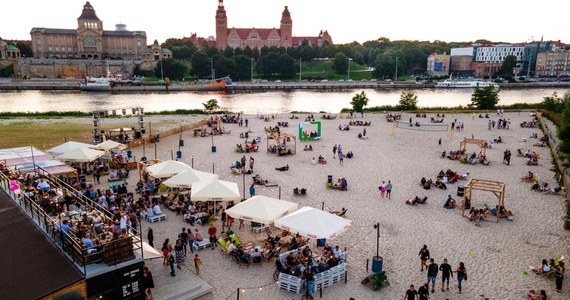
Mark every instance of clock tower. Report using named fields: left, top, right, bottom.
left=77, top=1, right=103, bottom=58
left=215, top=0, right=228, bottom=49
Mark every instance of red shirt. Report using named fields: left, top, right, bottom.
left=208, top=226, right=217, bottom=236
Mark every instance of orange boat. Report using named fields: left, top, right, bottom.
left=203, top=76, right=232, bottom=87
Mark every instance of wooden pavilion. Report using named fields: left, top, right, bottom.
left=267, top=133, right=297, bottom=156
left=459, top=138, right=487, bottom=157
left=462, top=179, right=506, bottom=222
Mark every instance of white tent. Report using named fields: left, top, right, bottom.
left=95, top=140, right=127, bottom=151
left=191, top=179, right=241, bottom=201
left=225, top=195, right=298, bottom=224
left=274, top=206, right=351, bottom=239
left=146, top=160, right=193, bottom=178
left=142, top=242, right=163, bottom=260
left=56, top=148, right=106, bottom=162
left=47, top=141, right=93, bottom=155
left=162, top=169, right=219, bottom=189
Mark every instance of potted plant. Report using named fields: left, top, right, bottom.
left=564, top=199, right=570, bottom=230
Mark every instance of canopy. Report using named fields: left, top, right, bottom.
left=142, top=242, right=163, bottom=260
left=47, top=141, right=93, bottom=155
left=95, top=140, right=127, bottom=151
left=225, top=195, right=298, bottom=224
left=191, top=179, right=241, bottom=201
left=274, top=206, right=351, bottom=239
left=162, top=169, right=219, bottom=188
left=146, top=160, right=193, bottom=178
left=56, top=148, right=105, bottom=162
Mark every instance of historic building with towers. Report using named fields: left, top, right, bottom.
left=215, top=0, right=332, bottom=49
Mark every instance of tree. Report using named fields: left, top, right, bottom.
left=190, top=51, right=211, bottom=78
left=213, top=54, right=235, bottom=78
left=223, top=46, right=234, bottom=58
left=154, top=59, right=187, bottom=80
left=0, top=64, right=14, bottom=77
left=233, top=55, right=252, bottom=81
left=398, top=91, right=418, bottom=110
left=333, top=52, right=348, bottom=75
left=243, top=46, right=253, bottom=58
left=202, top=99, right=220, bottom=113
left=350, top=91, right=369, bottom=113
left=499, top=55, right=517, bottom=76
left=278, top=54, right=296, bottom=78
left=470, top=86, right=500, bottom=109
left=542, top=92, right=568, bottom=112
left=559, top=101, right=570, bottom=159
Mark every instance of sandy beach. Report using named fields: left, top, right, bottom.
left=55, top=111, right=569, bottom=299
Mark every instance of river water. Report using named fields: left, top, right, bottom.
left=0, top=88, right=563, bottom=114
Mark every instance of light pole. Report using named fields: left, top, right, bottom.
left=210, top=58, right=215, bottom=81
left=159, top=59, right=164, bottom=82
left=250, top=57, right=254, bottom=83
left=347, top=58, right=353, bottom=81
left=299, top=58, right=302, bottom=82
left=394, top=57, right=399, bottom=81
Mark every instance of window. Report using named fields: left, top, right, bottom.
left=48, top=46, right=52, bottom=51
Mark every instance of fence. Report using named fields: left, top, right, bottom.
left=535, top=112, right=570, bottom=199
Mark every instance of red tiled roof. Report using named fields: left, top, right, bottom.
left=293, top=37, right=319, bottom=45
left=229, top=28, right=280, bottom=39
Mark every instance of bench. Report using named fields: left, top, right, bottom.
left=194, top=239, right=212, bottom=250
left=147, top=214, right=167, bottom=223
left=278, top=273, right=303, bottom=294
left=251, top=222, right=269, bottom=233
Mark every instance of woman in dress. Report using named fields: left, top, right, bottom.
left=142, top=266, right=155, bottom=299
left=174, top=238, right=185, bottom=269
left=555, top=261, right=565, bottom=293
left=161, top=238, right=170, bottom=265
left=456, top=262, right=467, bottom=294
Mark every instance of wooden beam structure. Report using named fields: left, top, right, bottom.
left=459, top=138, right=487, bottom=158
left=462, top=178, right=506, bottom=222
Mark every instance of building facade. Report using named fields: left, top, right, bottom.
left=0, top=38, right=20, bottom=60
left=535, top=50, right=570, bottom=77
left=215, top=0, right=332, bottom=49
left=426, top=53, right=450, bottom=76
left=474, top=44, right=525, bottom=63
left=30, top=2, right=147, bottom=60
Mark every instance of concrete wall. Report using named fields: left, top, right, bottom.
left=15, top=58, right=156, bottom=79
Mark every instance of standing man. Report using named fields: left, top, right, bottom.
left=386, top=181, right=393, bottom=199
left=249, top=156, right=255, bottom=171
left=403, top=284, right=418, bottom=300
left=303, top=263, right=315, bottom=298
left=427, top=258, right=439, bottom=293
left=439, top=258, right=453, bottom=291
left=208, top=224, right=218, bottom=249
left=155, top=130, right=160, bottom=142
left=241, top=155, right=247, bottom=169
left=220, top=209, right=227, bottom=233
left=180, top=228, right=189, bottom=255
left=187, top=229, right=195, bottom=254
left=417, top=283, right=430, bottom=300
left=333, top=144, right=337, bottom=159
left=337, top=144, right=343, bottom=157
left=245, top=118, right=249, bottom=127
left=418, top=244, right=430, bottom=271
left=363, top=128, right=367, bottom=137
left=339, top=152, right=344, bottom=166
left=249, top=184, right=256, bottom=197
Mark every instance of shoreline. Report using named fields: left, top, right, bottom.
left=1, top=79, right=570, bottom=92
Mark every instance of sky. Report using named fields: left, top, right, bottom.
left=1, top=0, right=569, bottom=45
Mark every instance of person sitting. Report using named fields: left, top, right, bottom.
left=152, top=203, right=162, bottom=215
left=304, top=145, right=310, bottom=151
left=479, top=155, right=490, bottom=166
left=253, top=174, right=265, bottom=185
left=318, top=155, right=326, bottom=164
left=527, top=157, right=539, bottom=166
left=251, top=248, right=263, bottom=263
left=522, top=171, right=535, bottom=182
left=302, top=245, right=312, bottom=258
left=311, top=157, right=317, bottom=165
left=417, top=196, right=428, bottom=204
left=346, top=151, right=354, bottom=159
left=544, top=185, right=563, bottom=194
left=420, top=177, right=427, bottom=186
left=533, top=259, right=552, bottom=275
left=434, top=179, right=447, bottom=190
left=422, top=179, right=432, bottom=190
left=494, top=136, right=503, bottom=143
left=275, top=164, right=290, bottom=171
left=443, top=195, right=456, bottom=209
left=406, top=196, right=419, bottom=205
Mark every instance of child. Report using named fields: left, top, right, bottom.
left=194, top=254, right=202, bottom=275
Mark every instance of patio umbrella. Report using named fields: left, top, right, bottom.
left=56, top=148, right=106, bottom=162
left=274, top=206, right=351, bottom=239
left=146, top=160, right=192, bottom=178
left=142, top=242, right=163, bottom=260
left=95, top=140, right=127, bottom=151
left=47, top=141, right=93, bottom=156
left=225, top=195, right=298, bottom=224
left=162, top=169, right=219, bottom=189
left=190, top=179, right=241, bottom=201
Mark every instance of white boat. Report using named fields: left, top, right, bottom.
left=79, top=61, right=119, bottom=91
left=436, top=79, right=499, bottom=89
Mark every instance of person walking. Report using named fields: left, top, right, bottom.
left=427, top=258, right=438, bottom=293
left=379, top=181, right=386, bottom=198
left=208, top=224, right=218, bottom=249
left=220, top=209, right=227, bottom=233
left=456, top=261, right=467, bottom=294
left=418, top=245, right=430, bottom=271
left=403, top=284, right=418, bottom=300
left=363, top=128, right=367, bottom=137
left=333, top=144, right=337, bottom=159
left=439, top=258, right=453, bottom=291
left=249, top=156, right=255, bottom=171
left=249, top=184, right=256, bottom=197
left=180, top=228, right=189, bottom=255
left=161, top=239, right=170, bottom=266
left=339, top=152, right=344, bottom=166
left=245, top=118, right=248, bottom=127
left=241, top=155, right=246, bottom=168
left=555, top=261, right=565, bottom=293
left=194, top=253, right=202, bottom=275
left=417, top=283, right=429, bottom=300
left=187, top=229, right=195, bottom=254
left=174, top=239, right=185, bottom=269
left=147, top=227, right=154, bottom=248
left=94, top=169, right=101, bottom=184
left=337, top=144, right=343, bottom=157
left=386, top=181, right=393, bottom=199
left=168, top=246, right=176, bottom=276
left=302, top=263, right=315, bottom=298
left=143, top=266, right=155, bottom=300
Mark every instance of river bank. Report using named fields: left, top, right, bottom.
left=1, top=78, right=570, bottom=92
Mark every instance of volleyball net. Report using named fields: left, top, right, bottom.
left=394, top=120, right=450, bottom=132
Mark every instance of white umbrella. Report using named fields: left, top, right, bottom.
left=142, top=242, right=163, bottom=260
left=146, top=160, right=192, bottom=178
left=56, top=147, right=106, bottom=162
left=162, top=169, right=219, bottom=188
left=191, top=179, right=241, bottom=201
left=225, top=195, right=298, bottom=224
left=95, top=140, right=127, bottom=151
left=47, top=141, right=93, bottom=155
left=274, top=206, right=351, bottom=239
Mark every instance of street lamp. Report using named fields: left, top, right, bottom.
left=250, top=57, right=254, bottom=83
left=159, top=59, right=164, bottom=82
left=209, top=58, right=215, bottom=81
left=394, top=57, right=399, bottom=81
left=299, top=58, right=302, bottom=82
left=347, top=58, right=353, bottom=81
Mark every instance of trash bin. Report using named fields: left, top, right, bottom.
left=317, top=238, right=326, bottom=248
left=176, top=151, right=182, bottom=159
left=211, top=146, right=217, bottom=153
left=179, top=139, right=184, bottom=147
left=457, top=186, right=465, bottom=197
left=372, top=256, right=383, bottom=273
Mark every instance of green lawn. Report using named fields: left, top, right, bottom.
left=299, top=61, right=373, bottom=81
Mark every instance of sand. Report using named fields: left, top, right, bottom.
left=78, top=111, right=569, bottom=299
